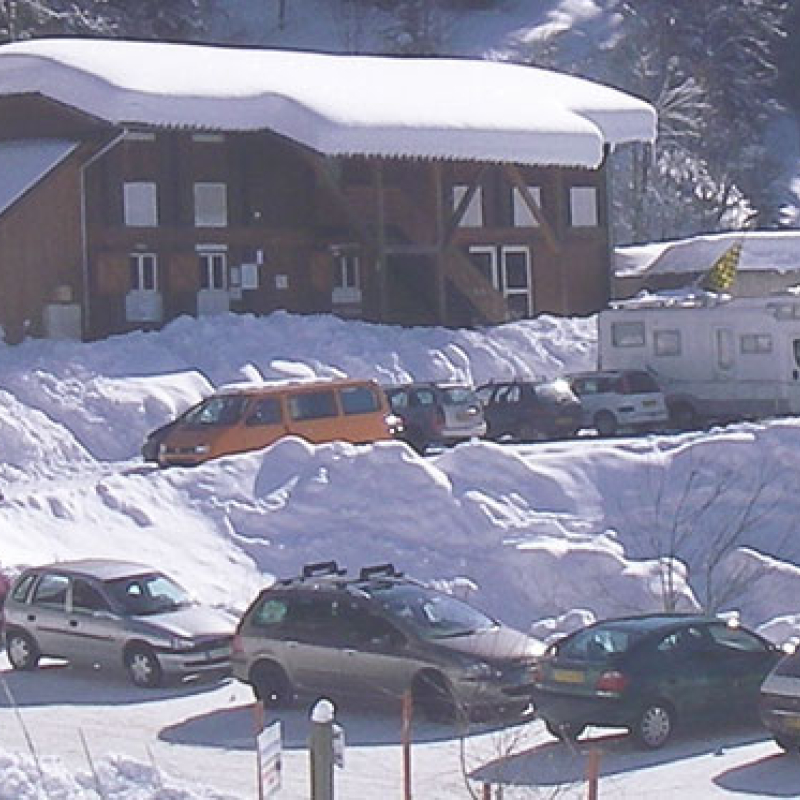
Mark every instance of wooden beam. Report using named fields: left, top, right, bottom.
left=433, top=161, right=447, bottom=325
left=373, top=160, right=388, bottom=322
left=441, top=164, right=490, bottom=249
left=503, top=164, right=561, bottom=254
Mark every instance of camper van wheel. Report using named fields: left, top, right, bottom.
left=594, top=411, right=618, bottom=438
left=669, top=402, right=696, bottom=431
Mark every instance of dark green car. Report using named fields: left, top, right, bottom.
left=532, top=614, right=781, bottom=749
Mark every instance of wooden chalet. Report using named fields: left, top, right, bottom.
left=0, top=39, right=656, bottom=343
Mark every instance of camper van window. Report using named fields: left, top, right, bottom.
left=740, top=334, right=773, bottom=355
left=611, top=322, right=645, bottom=348
left=288, top=390, right=338, bottom=421
left=184, top=395, right=247, bottom=427
left=340, top=386, right=380, bottom=415
left=654, top=330, right=681, bottom=357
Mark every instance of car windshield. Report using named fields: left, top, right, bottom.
left=183, top=395, right=247, bottom=427
left=556, top=625, right=647, bottom=660
left=105, top=572, right=191, bottom=616
left=368, top=584, right=496, bottom=640
left=774, top=651, right=800, bottom=678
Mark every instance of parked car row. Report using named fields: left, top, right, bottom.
left=140, top=369, right=671, bottom=465
left=4, top=559, right=800, bottom=750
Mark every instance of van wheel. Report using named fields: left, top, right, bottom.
left=413, top=672, right=458, bottom=723
left=6, top=630, right=40, bottom=671
left=594, top=411, right=618, bottom=438
left=251, top=661, right=295, bottom=707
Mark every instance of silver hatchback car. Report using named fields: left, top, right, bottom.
left=3, top=559, right=235, bottom=687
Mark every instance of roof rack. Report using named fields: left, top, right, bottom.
left=358, top=563, right=403, bottom=581
left=302, top=560, right=347, bottom=580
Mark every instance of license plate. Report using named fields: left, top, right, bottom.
left=552, top=668, right=584, bottom=684
left=642, top=399, right=657, bottom=407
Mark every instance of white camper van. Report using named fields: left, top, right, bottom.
left=598, top=291, right=800, bottom=428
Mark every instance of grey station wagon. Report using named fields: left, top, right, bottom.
left=232, top=562, right=542, bottom=722
left=3, top=559, right=235, bottom=687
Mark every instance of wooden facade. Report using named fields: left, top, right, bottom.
left=0, top=95, right=613, bottom=343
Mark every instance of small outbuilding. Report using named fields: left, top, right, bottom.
left=0, top=38, right=656, bottom=342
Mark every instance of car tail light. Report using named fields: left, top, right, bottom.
left=596, top=670, right=628, bottom=694
left=232, top=634, right=244, bottom=655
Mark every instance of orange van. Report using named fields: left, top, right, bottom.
left=155, top=379, right=400, bottom=467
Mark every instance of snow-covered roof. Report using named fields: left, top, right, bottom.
left=0, top=138, right=78, bottom=215
left=0, top=38, right=656, bottom=168
left=615, top=230, right=800, bottom=278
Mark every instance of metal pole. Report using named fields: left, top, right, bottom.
left=309, top=698, right=335, bottom=800
left=402, top=691, right=412, bottom=800
left=586, top=747, right=600, bottom=800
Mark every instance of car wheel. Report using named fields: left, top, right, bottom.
left=634, top=702, right=674, bottom=749
left=545, top=720, right=586, bottom=741
left=774, top=735, right=800, bottom=753
left=413, top=672, right=459, bottom=723
left=6, top=630, right=40, bottom=671
left=125, top=644, right=163, bottom=688
left=594, top=411, right=618, bottom=438
left=251, top=661, right=295, bottom=707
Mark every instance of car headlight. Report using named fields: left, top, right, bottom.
left=170, top=637, right=195, bottom=651
left=462, top=660, right=500, bottom=681
left=192, top=444, right=210, bottom=455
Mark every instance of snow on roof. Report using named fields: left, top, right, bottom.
left=0, top=38, right=656, bottom=168
left=0, top=138, right=78, bottom=215
left=615, top=230, right=800, bottom=278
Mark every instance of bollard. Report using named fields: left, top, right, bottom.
left=309, top=699, right=335, bottom=800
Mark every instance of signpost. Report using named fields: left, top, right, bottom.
left=255, top=702, right=282, bottom=800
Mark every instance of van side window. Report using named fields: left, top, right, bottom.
left=340, top=386, right=380, bottom=415
left=288, top=390, right=337, bottom=421
left=246, top=398, right=282, bottom=426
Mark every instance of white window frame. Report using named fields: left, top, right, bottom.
left=198, top=250, right=228, bottom=290
left=453, top=184, right=483, bottom=228
left=512, top=186, right=542, bottom=227
left=569, top=186, right=599, bottom=228
left=123, top=182, right=158, bottom=227
left=194, top=182, right=228, bottom=228
left=740, top=333, right=773, bottom=355
left=500, top=245, right=532, bottom=318
left=129, top=252, right=158, bottom=291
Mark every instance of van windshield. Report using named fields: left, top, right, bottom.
left=183, top=395, right=247, bottom=427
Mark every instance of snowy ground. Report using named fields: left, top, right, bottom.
left=2, top=310, right=800, bottom=798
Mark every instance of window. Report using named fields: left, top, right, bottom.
left=72, top=579, right=110, bottom=613
left=333, top=250, right=360, bottom=291
left=707, top=623, right=767, bottom=653
left=611, top=321, right=645, bottom=348
left=569, top=186, right=598, bottom=227
left=288, top=390, right=338, bottom=421
left=253, top=598, right=288, bottom=629
left=340, top=386, right=380, bottom=415
left=245, top=398, right=282, bottom=427
left=620, top=371, right=660, bottom=394
left=740, top=333, right=772, bottom=355
left=184, top=395, right=247, bottom=426
left=453, top=184, right=483, bottom=227
left=31, top=573, right=69, bottom=609
left=412, top=389, right=436, bottom=407
left=129, top=253, right=158, bottom=291
left=468, top=246, right=497, bottom=287
left=512, top=186, right=542, bottom=227
left=11, top=574, right=36, bottom=603
left=199, top=251, right=227, bottom=290
left=194, top=182, right=228, bottom=227
left=654, top=329, right=681, bottom=356
left=124, top=182, right=158, bottom=227
left=716, top=328, right=734, bottom=370
left=502, top=247, right=532, bottom=319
